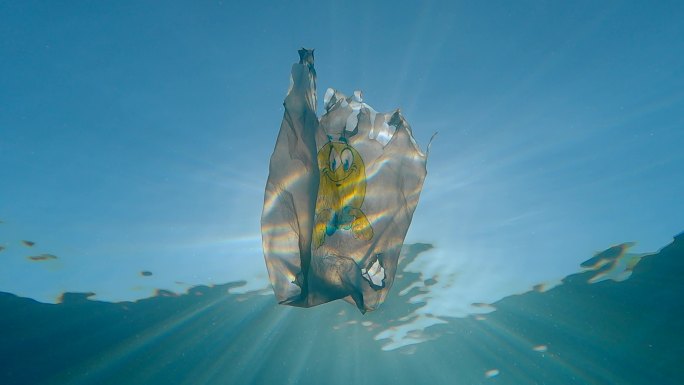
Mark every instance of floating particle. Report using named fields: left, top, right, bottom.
left=140, top=271, right=153, bottom=277
left=581, top=242, right=635, bottom=269
left=472, top=302, right=496, bottom=310
left=584, top=243, right=648, bottom=284
left=0, top=246, right=5, bottom=252
left=155, top=289, right=178, bottom=297
left=57, top=292, right=95, bottom=304
left=485, top=369, right=499, bottom=378
left=361, top=321, right=373, bottom=327
left=22, top=240, right=35, bottom=247
left=27, top=254, right=58, bottom=261
left=533, top=279, right=563, bottom=293
left=475, top=315, right=487, bottom=321
left=532, top=344, right=548, bottom=352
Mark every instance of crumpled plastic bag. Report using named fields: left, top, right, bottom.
left=261, top=49, right=430, bottom=313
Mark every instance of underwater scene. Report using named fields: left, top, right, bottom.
left=1, top=2, right=683, bottom=384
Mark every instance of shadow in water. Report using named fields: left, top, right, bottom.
left=1, top=234, right=682, bottom=384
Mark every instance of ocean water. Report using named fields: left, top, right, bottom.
left=2, top=1, right=683, bottom=384
left=1, top=238, right=683, bottom=384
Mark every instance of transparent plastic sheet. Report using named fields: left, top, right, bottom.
left=261, top=49, right=429, bottom=313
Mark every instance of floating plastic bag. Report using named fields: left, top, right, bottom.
left=261, top=49, right=429, bottom=313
